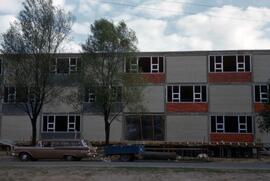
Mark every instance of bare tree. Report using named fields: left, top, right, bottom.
left=1, top=0, right=74, bottom=145
left=79, top=19, right=145, bottom=145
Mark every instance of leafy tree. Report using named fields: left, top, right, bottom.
left=80, top=19, right=145, bottom=145
left=1, top=0, right=74, bottom=145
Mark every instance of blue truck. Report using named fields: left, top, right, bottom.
left=104, top=144, right=144, bottom=162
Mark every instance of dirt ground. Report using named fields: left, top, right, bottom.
left=0, top=167, right=270, bottom=181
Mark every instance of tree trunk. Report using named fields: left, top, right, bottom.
left=105, top=120, right=110, bottom=145
left=31, top=118, right=37, bottom=146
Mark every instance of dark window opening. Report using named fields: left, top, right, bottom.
left=159, top=57, right=164, bottom=72
left=57, top=58, right=69, bottom=73
left=43, top=116, right=48, bottom=132
left=125, top=115, right=165, bottom=141
left=255, top=85, right=260, bottom=102
left=211, top=116, right=216, bottom=132
left=167, top=86, right=172, bottom=102
left=180, top=86, right=193, bottom=102
left=225, top=116, right=238, bottom=132
left=245, top=56, right=250, bottom=71
left=211, top=116, right=253, bottom=133
left=223, top=56, right=236, bottom=72
left=210, top=56, right=214, bottom=72
left=138, top=57, right=151, bottom=72
left=55, top=116, right=68, bottom=131
left=76, top=116, right=80, bottom=131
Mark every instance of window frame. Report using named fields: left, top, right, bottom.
left=4, top=87, right=16, bottom=104
left=254, top=84, right=269, bottom=103
left=52, top=57, right=80, bottom=74
left=130, top=56, right=165, bottom=74
left=211, top=115, right=252, bottom=133
left=42, top=114, right=80, bottom=133
left=124, top=114, right=165, bottom=141
left=208, top=54, right=251, bottom=73
left=167, top=85, right=207, bottom=103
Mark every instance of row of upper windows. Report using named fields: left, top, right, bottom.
left=0, top=55, right=253, bottom=75
left=3, top=84, right=269, bottom=104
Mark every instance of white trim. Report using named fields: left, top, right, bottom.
left=209, top=54, right=251, bottom=73
left=216, top=116, right=224, bottom=133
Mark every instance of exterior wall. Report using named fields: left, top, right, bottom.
left=141, top=85, right=164, bottom=112
left=166, top=56, right=207, bottom=83
left=253, top=55, right=270, bottom=82
left=166, top=115, right=208, bottom=142
left=43, top=87, right=79, bottom=113
left=209, top=85, right=252, bottom=113
left=208, top=72, right=252, bottom=83
left=82, top=115, right=122, bottom=142
left=1, top=115, right=38, bottom=141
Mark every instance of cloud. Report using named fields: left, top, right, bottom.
left=0, top=0, right=23, bottom=14
left=72, top=22, right=89, bottom=35
left=114, top=5, right=270, bottom=51
left=133, top=0, right=188, bottom=18
left=52, top=0, right=75, bottom=12
left=0, top=15, right=17, bottom=34
left=58, top=39, right=82, bottom=53
left=176, top=5, right=270, bottom=50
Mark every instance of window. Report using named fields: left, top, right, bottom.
left=125, top=115, right=165, bottom=141
left=126, top=56, right=164, bottom=73
left=211, top=115, right=252, bottom=133
left=4, top=87, right=40, bottom=103
left=254, top=85, right=270, bottom=103
left=4, top=87, right=16, bottom=103
left=209, top=55, right=251, bottom=72
left=84, top=86, right=122, bottom=103
left=51, top=57, right=81, bottom=74
left=42, top=115, right=80, bottom=132
left=167, top=85, right=207, bottom=103
left=84, top=87, right=95, bottom=103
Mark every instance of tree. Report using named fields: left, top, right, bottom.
left=80, top=19, right=145, bottom=145
left=1, top=0, right=74, bottom=145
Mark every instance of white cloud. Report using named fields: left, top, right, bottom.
left=0, top=0, right=23, bottom=14
left=58, top=40, right=82, bottom=53
left=133, top=0, right=188, bottom=18
left=176, top=5, right=270, bottom=50
left=0, top=15, right=17, bottom=34
left=114, top=5, right=270, bottom=51
left=78, top=0, right=112, bottom=14
left=72, top=22, right=89, bottom=35
left=52, top=0, right=75, bottom=11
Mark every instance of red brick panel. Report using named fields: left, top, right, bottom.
left=208, top=72, right=251, bottom=83
left=142, top=73, right=165, bottom=83
left=166, top=103, right=208, bottom=112
left=254, top=103, right=270, bottom=112
left=210, top=133, right=254, bottom=143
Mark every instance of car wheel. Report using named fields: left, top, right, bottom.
left=120, top=154, right=132, bottom=162
left=65, top=155, right=75, bottom=161
left=19, top=152, right=31, bottom=161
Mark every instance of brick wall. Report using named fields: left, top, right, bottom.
left=143, top=73, right=165, bottom=83
left=208, top=72, right=252, bottom=83
left=166, top=103, right=208, bottom=112
left=210, top=133, right=254, bottom=143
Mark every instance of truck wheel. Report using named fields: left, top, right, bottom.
left=19, top=152, right=31, bottom=161
left=120, top=154, right=132, bottom=162
left=64, top=155, right=75, bottom=161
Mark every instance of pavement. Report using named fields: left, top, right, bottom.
left=0, top=156, right=270, bottom=170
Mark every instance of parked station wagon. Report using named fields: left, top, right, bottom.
left=11, top=139, right=97, bottom=161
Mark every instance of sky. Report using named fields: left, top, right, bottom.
left=1, top=0, right=270, bottom=52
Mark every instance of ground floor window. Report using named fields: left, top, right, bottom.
left=42, top=115, right=80, bottom=132
left=211, top=115, right=252, bottom=133
left=125, top=115, right=165, bottom=141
